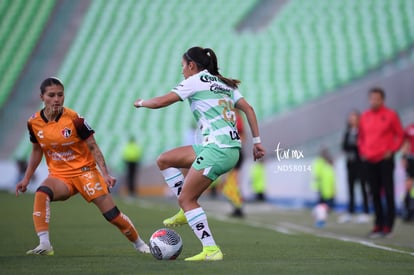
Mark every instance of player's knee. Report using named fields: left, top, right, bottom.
left=157, top=153, right=169, bottom=170
left=36, top=186, right=54, bottom=201
left=103, top=206, right=120, bottom=222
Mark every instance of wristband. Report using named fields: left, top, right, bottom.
left=252, top=136, right=261, bottom=144
left=137, top=99, right=144, bottom=107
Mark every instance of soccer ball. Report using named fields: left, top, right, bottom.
left=149, top=228, right=183, bottom=260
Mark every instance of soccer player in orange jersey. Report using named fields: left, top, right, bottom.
left=16, top=77, right=150, bottom=255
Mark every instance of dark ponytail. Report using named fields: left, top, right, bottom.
left=40, top=77, right=64, bottom=95
left=183, top=46, right=240, bottom=89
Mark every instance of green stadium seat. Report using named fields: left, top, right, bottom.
left=13, top=0, right=414, bottom=170
left=0, top=0, right=55, bottom=108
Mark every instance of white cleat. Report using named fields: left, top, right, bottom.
left=135, top=242, right=151, bottom=254
left=26, top=244, right=54, bottom=256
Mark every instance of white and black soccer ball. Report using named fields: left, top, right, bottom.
left=149, top=228, right=183, bottom=260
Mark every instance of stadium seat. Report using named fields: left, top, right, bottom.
left=0, top=0, right=55, bottom=108
left=13, top=0, right=414, bottom=170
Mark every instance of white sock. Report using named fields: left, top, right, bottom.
left=133, top=237, right=147, bottom=249
left=161, top=168, right=184, bottom=197
left=185, top=207, right=216, bottom=247
left=38, top=231, right=51, bottom=247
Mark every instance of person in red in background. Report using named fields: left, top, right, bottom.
left=358, top=87, right=404, bottom=238
left=401, top=123, right=414, bottom=221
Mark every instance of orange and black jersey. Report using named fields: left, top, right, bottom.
left=27, top=107, right=96, bottom=176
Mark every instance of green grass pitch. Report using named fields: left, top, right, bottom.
left=1, top=191, right=413, bottom=274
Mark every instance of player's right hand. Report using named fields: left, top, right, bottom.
left=16, top=181, right=28, bottom=196
left=133, top=98, right=144, bottom=108
left=103, top=174, right=117, bottom=188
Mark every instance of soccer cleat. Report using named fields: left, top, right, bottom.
left=136, top=242, right=151, bottom=254
left=163, top=209, right=187, bottom=227
left=26, top=244, right=54, bottom=256
left=368, top=226, right=383, bottom=239
left=134, top=238, right=151, bottom=254
left=382, top=226, right=393, bottom=238
left=184, top=245, right=223, bottom=261
left=230, top=208, right=244, bottom=218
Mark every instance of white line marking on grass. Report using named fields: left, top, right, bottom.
left=210, top=213, right=414, bottom=256
left=129, top=199, right=414, bottom=256
left=210, top=213, right=295, bottom=235
left=281, top=222, right=414, bottom=257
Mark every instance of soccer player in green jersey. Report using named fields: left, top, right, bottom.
left=134, top=46, right=265, bottom=261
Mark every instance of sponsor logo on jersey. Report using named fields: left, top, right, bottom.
left=210, top=83, right=231, bottom=96
left=47, top=149, right=75, bottom=161
left=61, top=127, right=72, bottom=138
left=37, top=130, right=44, bottom=139
left=200, top=74, right=219, bottom=83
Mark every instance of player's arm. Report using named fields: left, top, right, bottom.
left=85, top=135, right=116, bottom=187
left=134, top=92, right=181, bottom=109
left=16, top=143, right=43, bottom=196
left=235, top=98, right=265, bottom=161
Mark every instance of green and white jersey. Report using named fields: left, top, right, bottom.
left=172, top=70, right=243, bottom=148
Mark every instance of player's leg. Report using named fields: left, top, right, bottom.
left=27, top=177, right=71, bottom=256
left=180, top=146, right=240, bottom=261
left=126, top=162, right=136, bottom=196
left=224, top=151, right=244, bottom=217
left=157, top=145, right=196, bottom=197
left=92, top=194, right=149, bottom=253
left=222, top=169, right=243, bottom=217
left=178, top=167, right=223, bottom=261
left=356, top=160, right=371, bottom=224
left=348, top=163, right=356, bottom=215
left=381, top=158, right=395, bottom=235
left=158, top=145, right=196, bottom=227
left=367, top=162, right=383, bottom=237
left=76, top=170, right=149, bottom=253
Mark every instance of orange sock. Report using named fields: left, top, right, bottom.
left=33, top=191, right=51, bottom=233
left=110, top=213, right=138, bottom=242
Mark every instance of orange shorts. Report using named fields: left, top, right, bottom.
left=50, top=169, right=109, bottom=202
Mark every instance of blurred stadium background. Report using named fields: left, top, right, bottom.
left=0, top=0, right=413, bottom=209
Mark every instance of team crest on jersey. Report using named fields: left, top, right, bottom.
left=61, top=127, right=72, bottom=138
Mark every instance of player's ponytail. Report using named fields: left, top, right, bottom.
left=40, top=77, right=64, bottom=94
left=183, top=47, right=240, bottom=89
left=204, top=48, right=219, bottom=75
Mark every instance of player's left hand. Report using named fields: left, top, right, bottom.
left=104, top=175, right=117, bottom=188
left=253, top=143, right=265, bottom=161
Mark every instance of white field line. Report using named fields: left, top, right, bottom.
left=211, top=213, right=414, bottom=257
left=280, top=222, right=414, bottom=257
left=132, top=199, right=414, bottom=256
